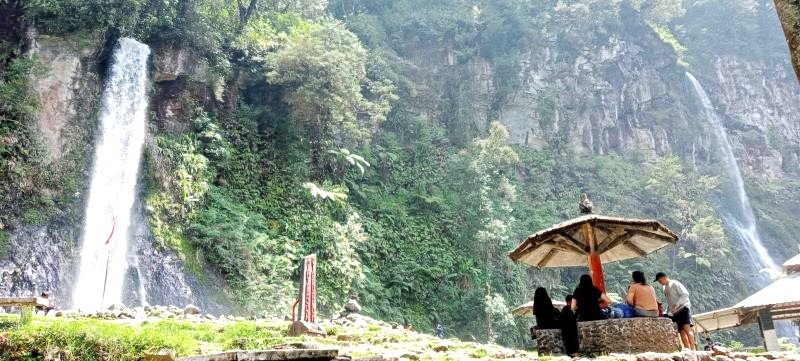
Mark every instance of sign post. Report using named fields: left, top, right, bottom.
left=289, top=254, right=326, bottom=336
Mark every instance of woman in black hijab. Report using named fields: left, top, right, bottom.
left=572, top=274, right=607, bottom=321
left=533, top=287, right=559, bottom=329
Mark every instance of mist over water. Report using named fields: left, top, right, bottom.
left=72, top=38, right=151, bottom=311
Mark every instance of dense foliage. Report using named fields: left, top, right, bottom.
left=0, top=0, right=795, bottom=348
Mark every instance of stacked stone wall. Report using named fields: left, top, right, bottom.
left=537, top=317, right=681, bottom=355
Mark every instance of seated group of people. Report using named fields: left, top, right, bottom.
left=532, top=271, right=689, bottom=356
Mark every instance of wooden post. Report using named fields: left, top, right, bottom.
left=289, top=254, right=325, bottom=337
left=297, top=254, right=317, bottom=323
left=757, top=308, right=779, bottom=351
left=582, top=223, right=606, bottom=292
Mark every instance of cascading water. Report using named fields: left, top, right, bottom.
left=72, top=38, right=151, bottom=311
left=686, top=72, right=799, bottom=342
left=685, top=72, right=779, bottom=275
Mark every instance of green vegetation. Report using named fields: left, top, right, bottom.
left=0, top=317, right=289, bottom=360
left=0, top=315, right=531, bottom=361
left=0, top=0, right=795, bottom=350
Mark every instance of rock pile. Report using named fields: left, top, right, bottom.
left=50, top=304, right=251, bottom=323
left=320, top=314, right=535, bottom=361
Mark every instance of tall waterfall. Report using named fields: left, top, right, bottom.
left=72, top=38, right=151, bottom=311
left=685, top=72, right=778, bottom=274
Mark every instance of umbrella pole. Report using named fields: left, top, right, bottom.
left=581, top=223, right=606, bottom=292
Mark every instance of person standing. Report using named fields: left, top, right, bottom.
left=655, top=272, right=696, bottom=350
left=560, top=294, right=579, bottom=357
left=435, top=323, right=445, bottom=339
left=626, top=271, right=659, bottom=317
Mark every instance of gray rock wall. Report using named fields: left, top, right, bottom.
left=538, top=318, right=681, bottom=355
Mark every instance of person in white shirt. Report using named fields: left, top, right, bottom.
left=655, top=272, right=696, bottom=350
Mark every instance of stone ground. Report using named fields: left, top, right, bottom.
left=30, top=305, right=800, bottom=361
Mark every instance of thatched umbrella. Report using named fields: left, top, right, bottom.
left=508, top=215, right=678, bottom=292
left=512, top=300, right=568, bottom=317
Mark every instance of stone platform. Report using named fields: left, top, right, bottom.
left=537, top=317, right=680, bottom=355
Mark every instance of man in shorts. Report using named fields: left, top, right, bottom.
left=655, top=272, right=696, bottom=350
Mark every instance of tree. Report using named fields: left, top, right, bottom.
left=644, top=156, right=727, bottom=260
left=465, top=122, right=520, bottom=266
left=266, top=20, right=395, bottom=179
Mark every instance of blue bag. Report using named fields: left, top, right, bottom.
left=616, top=304, right=636, bottom=318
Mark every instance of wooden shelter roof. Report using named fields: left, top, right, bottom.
left=783, top=253, right=800, bottom=274
left=508, top=215, right=678, bottom=268
left=694, top=269, right=800, bottom=332
left=512, top=300, right=568, bottom=317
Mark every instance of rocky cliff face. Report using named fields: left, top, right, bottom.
left=0, top=35, right=228, bottom=312
left=707, top=56, right=800, bottom=178
left=499, top=34, right=800, bottom=183
left=500, top=32, right=684, bottom=159
left=397, top=14, right=800, bottom=183
left=393, top=13, right=800, bottom=268
left=0, top=34, right=101, bottom=303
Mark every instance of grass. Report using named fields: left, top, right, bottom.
left=0, top=315, right=537, bottom=361
left=0, top=316, right=299, bottom=361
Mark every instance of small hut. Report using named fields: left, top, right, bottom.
left=693, top=254, right=800, bottom=351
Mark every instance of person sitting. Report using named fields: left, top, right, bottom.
left=572, top=274, right=609, bottom=321
left=35, top=292, right=55, bottom=316
left=626, top=271, right=659, bottom=317
left=533, top=287, right=560, bottom=330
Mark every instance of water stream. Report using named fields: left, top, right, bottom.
left=686, top=73, right=798, bottom=341
left=72, top=38, right=151, bottom=311
left=685, top=72, right=779, bottom=274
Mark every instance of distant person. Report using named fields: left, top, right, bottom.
left=572, top=274, right=609, bottom=321
left=703, top=337, right=721, bottom=351
left=560, top=294, right=579, bottom=356
left=655, top=272, right=696, bottom=350
left=435, top=323, right=445, bottom=339
left=533, top=287, right=560, bottom=330
left=35, top=292, right=54, bottom=315
left=626, top=271, right=659, bottom=317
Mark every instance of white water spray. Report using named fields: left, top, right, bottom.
left=73, top=38, right=151, bottom=311
left=685, top=72, right=778, bottom=273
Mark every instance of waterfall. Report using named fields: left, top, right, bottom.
left=72, top=38, right=151, bottom=311
left=685, top=73, right=779, bottom=274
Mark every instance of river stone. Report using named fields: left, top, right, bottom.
left=145, top=349, right=177, bottom=361
left=177, top=349, right=338, bottom=361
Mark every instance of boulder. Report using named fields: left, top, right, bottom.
left=184, top=304, right=201, bottom=315
left=144, top=349, right=176, bottom=361
left=636, top=352, right=673, bottom=361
